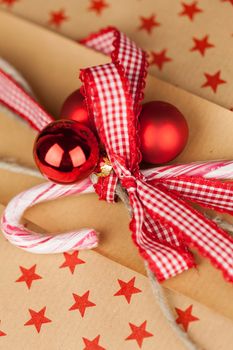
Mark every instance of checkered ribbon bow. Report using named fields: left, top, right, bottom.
left=0, top=28, right=233, bottom=283
left=81, top=27, right=233, bottom=282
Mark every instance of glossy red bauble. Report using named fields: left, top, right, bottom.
left=33, top=120, right=99, bottom=184
left=139, top=101, right=189, bottom=165
left=60, top=89, right=91, bottom=128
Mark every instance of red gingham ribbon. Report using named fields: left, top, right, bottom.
left=0, top=28, right=233, bottom=282
left=0, top=69, right=53, bottom=130
left=80, top=27, right=233, bottom=282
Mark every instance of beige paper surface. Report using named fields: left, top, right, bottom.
left=1, top=0, right=233, bottom=110
left=0, top=11, right=233, bottom=321
left=0, top=203, right=232, bottom=350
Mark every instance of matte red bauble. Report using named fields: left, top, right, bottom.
left=33, top=120, right=99, bottom=184
left=139, top=101, right=189, bottom=165
left=60, top=89, right=91, bottom=128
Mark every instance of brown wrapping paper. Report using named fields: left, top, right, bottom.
left=0, top=11, right=233, bottom=322
left=1, top=0, right=233, bottom=110
left=0, top=205, right=233, bottom=349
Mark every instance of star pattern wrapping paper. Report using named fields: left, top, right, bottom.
left=0, top=0, right=232, bottom=110
left=0, top=1, right=233, bottom=349
left=0, top=204, right=232, bottom=350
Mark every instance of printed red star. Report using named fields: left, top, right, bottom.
left=126, top=321, right=153, bottom=348
left=82, top=335, right=106, bottom=350
left=114, top=277, right=141, bottom=303
left=0, top=0, right=18, bottom=7
left=59, top=251, right=85, bottom=274
left=175, top=305, right=199, bottom=331
left=69, top=290, right=96, bottom=317
left=179, top=1, right=202, bottom=21
left=201, top=70, right=226, bottom=93
left=138, top=14, right=160, bottom=34
left=24, top=307, right=51, bottom=333
left=150, top=49, right=172, bottom=70
left=221, top=0, right=233, bottom=5
left=88, top=0, right=109, bottom=15
left=0, top=322, right=6, bottom=337
left=0, top=330, right=6, bottom=337
left=48, top=9, right=68, bottom=28
left=15, top=264, right=42, bottom=289
left=190, top=35, right=214, bottom=56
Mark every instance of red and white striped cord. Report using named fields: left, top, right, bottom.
left=1, top=178, right=98, bottom=253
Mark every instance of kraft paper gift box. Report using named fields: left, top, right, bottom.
left=0, top=10, right=233, bottom=349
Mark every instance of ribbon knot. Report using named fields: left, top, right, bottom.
left=113, top=160, right=139, bottom=191
left=120, top=175, right=137, bottom=192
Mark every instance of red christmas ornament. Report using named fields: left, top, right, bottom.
left=139, top=101, right=189, bottom=164
left=60, top=89, right=91, bottom=128
left=34, top=120, right=99, bottom=184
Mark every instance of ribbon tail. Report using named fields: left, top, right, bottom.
left=153, top=176, right=233, bottom=215
left=128, top=190, right=195, bottom=281
left=140, top=222, right=195, bottom=282
left=137, top=181, right=233, bottom=282
left=94, top=172, right=118, bottom=203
